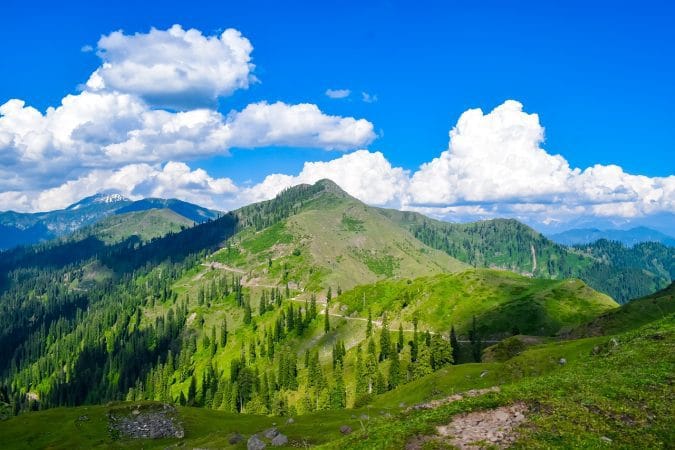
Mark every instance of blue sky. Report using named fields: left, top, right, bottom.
left=0, top=0, right=673, bottom=232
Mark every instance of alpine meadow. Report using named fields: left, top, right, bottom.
left=0, top=2, right=673, bottom=449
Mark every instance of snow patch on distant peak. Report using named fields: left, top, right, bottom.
left=94, top=193, right=127, bottom=204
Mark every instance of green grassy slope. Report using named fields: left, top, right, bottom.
left=211, top=180, right=467, bottom=294
left=380, top=208, right=674, bottom=303
left=329, top=314, right=675, bottom=449
left=0, top=402, right=363, bottom=449
left=337, top=269, right=618, bottom=337
left=566, top=282, right=675, bottom=338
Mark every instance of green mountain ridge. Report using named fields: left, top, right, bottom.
left=0, top=179, right=672, bottom=449
left=381, top=208, right=674, bottom=302
left=548, top=226, right=675, bottom=247
left=213, top=179, right=467, bottom=293
left=337, top=269, right=617, bottom=338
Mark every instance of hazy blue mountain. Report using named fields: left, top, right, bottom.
left=0, top=193, right=221, bottom=250
left=549, top=226, right=675, bottom=247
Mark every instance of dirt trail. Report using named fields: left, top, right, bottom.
left=299, top=301, right=499, bottom=342
left=201, top=262, right=245, bottom=273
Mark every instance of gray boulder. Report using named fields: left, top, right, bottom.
left=263, top=427, right=279, bottom=439
left=247, top=434, right=266, bottom=450
left=271, top=433, right=288, bottom=446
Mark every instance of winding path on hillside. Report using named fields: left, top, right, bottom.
left=199, top=262, right=500, bottom=344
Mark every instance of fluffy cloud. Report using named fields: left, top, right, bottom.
left=406, top=100, right=675, bottom=221
left=2, top=161, right=239, bottom=212
left=0, top=24, right=376, bottom=194
left=225, top=102, right=375, bottom=151
left=0, top=96, right=375, bottom=190
left=243, top=150, right=408, bottom=206
left=325, top=89, right=351, bottom=99
left=86, top=25, right=254, bottom=109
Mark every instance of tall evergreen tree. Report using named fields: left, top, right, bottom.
left=430, top=334, right=453, bottom=369
left=324, top=300, right=330, bottom=334
left=220, top=319, right=228, bottom=347
left=397, top=323, right=404, bottom=353
left=379, top=313, right=391, bottom=361
left=450, top=325, right=460, bottom=364
left=388, top=343, right=401, bottom=389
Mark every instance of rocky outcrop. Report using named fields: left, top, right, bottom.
left=437, top=403, right=528, bottom=449
left=107, top=403, right=184, bottom=439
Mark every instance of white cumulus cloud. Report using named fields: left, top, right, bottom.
left=405, top=100, right=674, bottom=222
left=243, top=150, right=408, bottom=207
left=10, top=162, right=239, bottom=212
left=86, top=25, right=255, bottom=109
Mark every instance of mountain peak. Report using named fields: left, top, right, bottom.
left=66, top=192, right=130, bottom=210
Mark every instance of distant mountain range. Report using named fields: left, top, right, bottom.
left=548, top=226, right=675, bottom=247
left=0, top=193, right=221, bottom=250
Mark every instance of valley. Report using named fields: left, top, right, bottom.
left=0, top=180, right=672, bottom=449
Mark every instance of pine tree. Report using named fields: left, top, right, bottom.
left=397, top=323, right=404, bottom=353
left=379, top=313, right=391, bottom=361
left=243, top=301, right=252, bottom=325
left=450, top=325, right=460, bottom=364
left=413, top=343, right=433, bottom=379
left=187, top=376, right=197, bottom=406
left=354, top=344, right=368, bottom=405
left=324, top=301, right=330, bottom=334
left=220, top=319, right=228, bottom=347
left=330, top=361, right=346, bottom=409
left=430, top=334, right=453, bottom=369
left=388, top=343, right=401, bottom=389
left=309, top=294, right=317, bottom=319
left=366, top=308, right=373, bottom=338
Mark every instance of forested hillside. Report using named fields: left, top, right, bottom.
left=0, top=180, right=616, bottom=419
left=382, top=209, right=674, bottom=302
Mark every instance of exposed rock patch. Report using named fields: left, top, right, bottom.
left=437, top=402, right=528, bottom=449
left=407, top=386, right=501, bottom=411
left=108, top=403, right=184, bottom=439
left=406, top=403, right=528, bottom=450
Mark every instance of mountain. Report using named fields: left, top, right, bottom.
left=383, top=210, right=674, bottom=303
left=0, top=179, right=671, bottom=449
left=548, top=226, right=675, bottom=247
left=0, top=194, right=221, bottom=250
left=215, top=179, right=467, bottom=293
left=0, top=193, right=131, bottom=249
